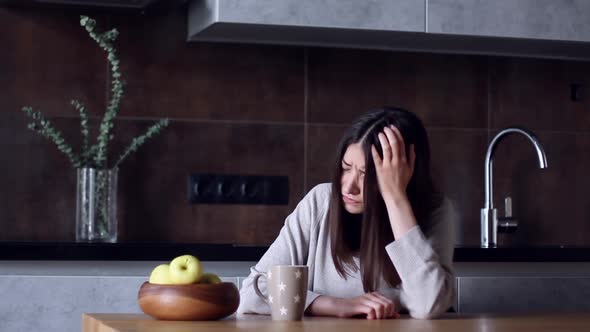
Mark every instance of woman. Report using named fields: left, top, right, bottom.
left=238, top=107, right=457, bottom=319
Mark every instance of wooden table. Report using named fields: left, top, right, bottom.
left=83, top=312, right=590, bottom=332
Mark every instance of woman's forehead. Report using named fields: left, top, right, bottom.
left=343, top=143, right=365, bottom=165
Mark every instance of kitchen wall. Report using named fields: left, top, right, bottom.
left=2, top=6, right=590, bottom=246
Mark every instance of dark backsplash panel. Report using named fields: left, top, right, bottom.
left=1, top=6, right=589, bottom=246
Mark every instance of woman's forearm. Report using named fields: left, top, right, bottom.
left=307, top=295, right=358, bottom=317
left=307, top=293, right=399, bottom=319
left=384, top=194, right=417, bottom=239
left=306, top=295, right=340, bottom=316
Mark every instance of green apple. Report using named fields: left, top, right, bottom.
left=169, top=254, right=203, bottom=284
left=149, top=264, right=173, bottom=284
left=198, top=272, right=222, bottom=284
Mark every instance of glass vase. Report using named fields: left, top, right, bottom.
left=75, top=167, right=118, bottom=242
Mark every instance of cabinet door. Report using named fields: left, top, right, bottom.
left=458, top=277, right=590, bottom=313
left=214, top=0, right=426, bottom=32
left=428, top=0, right=590, bottom=42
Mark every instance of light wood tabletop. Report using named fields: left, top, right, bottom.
left=83, top=312, right=590, bottom=332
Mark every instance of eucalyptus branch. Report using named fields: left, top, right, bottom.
left=22, top=16, right=168, bottom=172
left=85, top=144, right=100, bottom=166
left=80, top=15, right=124, bottom=168
left=114, top=119, right=170, bottom=168
left=71, top=99, right=90, bottom=164
left=22, top=107, right=82, bottom=167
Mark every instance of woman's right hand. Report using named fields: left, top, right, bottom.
left=308, top=293, right=400, bottom=319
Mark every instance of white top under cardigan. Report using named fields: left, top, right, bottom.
left=237, top=183, right=457, bottom=319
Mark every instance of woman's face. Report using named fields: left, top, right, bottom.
left=341, top=143, right=365, bottom=214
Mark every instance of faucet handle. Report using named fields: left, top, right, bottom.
left=498, top=196, right=518, bottom=233
left=504, top=196, right=512, bottom=218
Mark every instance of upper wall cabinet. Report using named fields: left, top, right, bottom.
left=188, top=0, right=426, bottom=49
left=206, top=0, right=425, bottom=32
left=188, top=0, right=590, bottom=60
left=428, top=0, right=590, bottom=43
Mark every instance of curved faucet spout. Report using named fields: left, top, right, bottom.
left=481, top=127, right=548, bottom=247
left=484, top=128, right=548, bottom=209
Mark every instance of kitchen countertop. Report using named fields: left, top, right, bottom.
left=83, top=313, right=590, bottom=332
left=1, top=242, right=590, bottom=262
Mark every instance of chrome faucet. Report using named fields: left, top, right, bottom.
left=481, top=127, right=548, bottom=248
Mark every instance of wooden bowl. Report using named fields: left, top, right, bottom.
left=137, top=281, right=240, bottom=321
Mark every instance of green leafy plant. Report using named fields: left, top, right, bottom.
left=21, top=16, right=170, bottom=242
left=22, top=16, right=169, bottom=170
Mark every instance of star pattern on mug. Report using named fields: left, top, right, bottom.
left=279, top=282, right=286, bottom=292
left=295, top=270, right=302, bottom=279
left=269, top=295, right=273, bottom=303
left=294, top=294, right=300, bottom=303
left=280, top=306, right=288, bottom=316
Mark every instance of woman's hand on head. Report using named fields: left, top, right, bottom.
left=308, top=292, right=400, bottom=319
left=371, top=125, right=416, bottom=202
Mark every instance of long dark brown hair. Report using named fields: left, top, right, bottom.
left=328, top=106, right=442, bottom=292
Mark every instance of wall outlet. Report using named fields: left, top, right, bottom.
left=188, top=174, right=289, bottom=205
